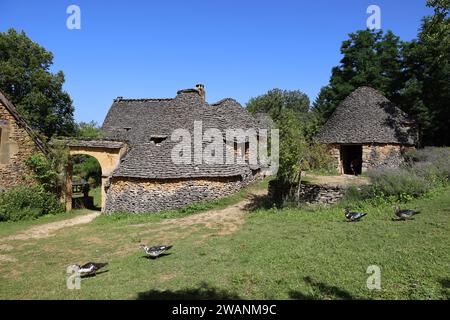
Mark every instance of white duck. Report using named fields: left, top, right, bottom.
left=140, top=244, right=173, bottom=258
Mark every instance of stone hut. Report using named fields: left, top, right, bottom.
left=315, top=87, right=417, bottom=175
left=0, top=91, right=47, bottom=191
left=89, top=84, right=267, bottom=213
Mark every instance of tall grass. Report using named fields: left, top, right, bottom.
left=344, top=147, right=450, bottom=204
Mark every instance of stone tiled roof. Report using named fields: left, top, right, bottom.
left=0, top=90, right=48, bottom=155
left=316, top=87, right=417, bottom=145
left=65, top=139, right=126, bottom=149
left=101, top=87, right=265, bottom=179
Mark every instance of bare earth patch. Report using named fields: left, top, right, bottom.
left=1, top=212, right=101, bottom=241
left=0, top=254, right=17, bottom=263
left=0, top=244, right=14, bottom=251
left=304, top=173, right=369, bottom=186
left=133, top=189, right=267, bottom=236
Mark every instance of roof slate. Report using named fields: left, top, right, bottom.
left=101, top=88, right=266, bottom=179
left=315, top=87, right=417, bottom=145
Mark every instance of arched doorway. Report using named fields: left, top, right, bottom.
left=63, top=140, right=127, bottom=212
left=71, top=154, right=102, bottom=210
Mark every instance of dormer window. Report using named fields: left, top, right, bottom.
left=150, top=135, right=167, bottom=146
left=124, top=127, right=131, bottom=132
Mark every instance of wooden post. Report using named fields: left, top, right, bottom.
left=101, top=175, right=107, bottom=212
left=64, top=162, right=73, bottom=212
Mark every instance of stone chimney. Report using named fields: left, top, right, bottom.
left=196, top=84, right=205, bottom=100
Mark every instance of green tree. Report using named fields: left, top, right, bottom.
left=276, top=110, right=310, bottom=184
left=246, top=88, right=310, bottom=122
left=312, top=29, right=404, bottom=122
left=0, top=28, right=75, bottom=137
left=72, top=155, right=102, bottom=186
left=400, top=0, right=450, bottom=145
left=76, top=121, right=104, bottom=139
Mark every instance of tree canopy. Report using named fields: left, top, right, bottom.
left=312, top=29, right=404, bottom=122
left=246, top=88, right=310, bottom=122
left=0, top=28, right=76, bottom=138
left=400, top=0, right=450, bottom=145
left=75, top=121, right=104, bottom=139
left=246, top=89, right=334, bottom=183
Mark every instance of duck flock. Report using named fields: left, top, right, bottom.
left=69, top=244, right=173, bottom=278
left=344, top=205, right=421, bottom=222
left=69, top=206, right=421, bottom=278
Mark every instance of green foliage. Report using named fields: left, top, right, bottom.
left=306, top=143, right=336, bottom=174
left=0, top=28, right=75, bottom=138
left=365, top=168, right=432, bottom=201
left=276, top=110, right=310, bottom=184
left=0, top=185, right=63, bottom=222
left=25, top=143, right=70, bottom=195
left=246, top=89, right=334, bottom=183
left=72, top=155, right=102, bottom=186
left=25, top=154, right=59, bottom=193
left=246, top=88, right=310, bottom=122
left=76, top=121, right=104, bottom=139
left=400, top=0, right=450, bottom=145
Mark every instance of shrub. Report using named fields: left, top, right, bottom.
left=0, top=185, right=63, bottom=222
left=365, top=168, right=431, bottom=199
left=25, top=154, right=59, bottom=193
left=343, top=147, right=450, bottom=204
left=405, top=147, right=450, bottom=182
left=307, top=143, right=337, bottom=175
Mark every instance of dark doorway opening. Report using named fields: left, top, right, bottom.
left=341, top=145, right=362, bottom=175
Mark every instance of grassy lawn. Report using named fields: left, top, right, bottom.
left=0, top=183, right=448, bottom=299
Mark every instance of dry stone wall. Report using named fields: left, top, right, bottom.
left=0, top=101, right=40, bottom=191
left=268, top=180, right=346, bottom=206
left=362, top=144, right=412, bottom=171
left=105, top=172, right=259, bottom=213
left=327, top=143, right=413, bottom=174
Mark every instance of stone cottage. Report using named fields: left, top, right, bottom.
left=315, top=86, right=417, bottom=175
left=0, top=91, right=48, bottom=191
left=67, top=84, right=267, bottom=213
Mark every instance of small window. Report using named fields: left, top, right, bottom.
left=150, top=135, right=167, bottom=146
left=124, top=127, right=131, bottom=132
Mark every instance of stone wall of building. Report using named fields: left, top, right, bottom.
left=327, top=144, right=342, bottom=174
left=362, top=143, right=413, bottom=172
left=0, top=101, right=41, bottom=191
left=326, top=143, right=414, bottom=174
left=105, top=172, right=259, bottom=213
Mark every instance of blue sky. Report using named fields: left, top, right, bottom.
left=0, top=0, right=432, bottom=124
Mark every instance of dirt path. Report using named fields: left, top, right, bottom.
left=304, top=173, right=369, bottom=186
left=128, top=188, right=268, bottom=244
left=1, top=211, right=101, bottom=241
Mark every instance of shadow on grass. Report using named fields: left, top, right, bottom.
left=289, top=276, right=357, bottom=300
left=81, top=270, right=110, bottom=278
left=140, top=253, right=172, bottom=260
left=439, top=278, right=450, bottom=299
left=136, top=282, right=241, bottom=300
left=243, top=193, right=274, bottom=212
